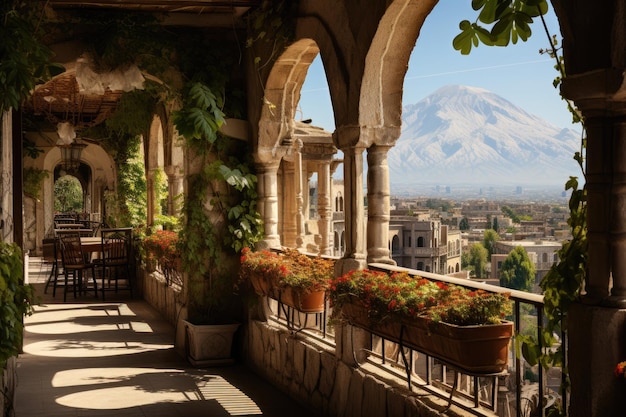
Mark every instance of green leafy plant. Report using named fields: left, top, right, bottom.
left=239, top=248, right=334, bottom=294
left=0, top=2, right=63, bottom=113
left=175, top=82, right=264, bottom=324
left=54, top=175, right=83, bottom=213
left=0, top=242, right=35, bottom=368
left=453, top=0, right=549, bottom=55
left=329, top=269, right=512, bottom=326
left=455, top=5, right=586, bottom=414
left=23, top=167, right=48, bottom=201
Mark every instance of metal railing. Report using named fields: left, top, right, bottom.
left=255, top=258, right=565, bottom=416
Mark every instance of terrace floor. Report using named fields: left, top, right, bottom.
left=14, top=257, right=319, bottom=417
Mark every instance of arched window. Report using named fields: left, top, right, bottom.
left=417, top=261, right=424, bottom=270
left=542, top=253, right=548, bottom=263
left=391, top=235, right=400, bottom=254
left=417, top=236, right=424, bottom=247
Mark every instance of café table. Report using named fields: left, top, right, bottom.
left=55, top=223, right=84, bottom=229
left=80, top=237, right=103, bottom=254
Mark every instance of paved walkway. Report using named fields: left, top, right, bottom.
left=15, top=257, right=318, bottom=417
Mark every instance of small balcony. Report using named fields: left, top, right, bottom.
left=230, top=252, right=563, bottom=417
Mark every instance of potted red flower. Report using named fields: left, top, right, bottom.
left=329, top=269, right=514, bottom=373
left=142, top=230, right=181, bottom=284
left=239, top=248, right=335, bottom=313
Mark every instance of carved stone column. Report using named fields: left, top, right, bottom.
left=293, top=138, right=305, bottom=249
left=608, top=118, right=626, bottom=305
left=164, top=164, right=183, bottom=216
left=318, top=160, right=333, bottom=255
left=561, top=68, right=626, bottom=417
left=562, top=69, right=626, bottom=306
left=334, top=143, right=368, bottom=275
left=282, top=160, right=297, bottom=247
left=255, top=160, right=281, bottom=249
left=367, top=144, right=396, bottom=265
left=146, top=168, right=157, bottom=227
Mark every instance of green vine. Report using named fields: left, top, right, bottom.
left=23, top=167, right=49, bottom=201
left=0, top=242, right=35, bottom=368
left=455, top=3, right=586, bottom=415
left=0, top=1, right=63, bottom=113
left=245, top=0, right=297, bottom=71
left=175, top=82, right=263, bottom=324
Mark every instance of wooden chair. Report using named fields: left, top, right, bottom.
left=42, top=237, right=60, bottom=295
left=96, top=228, right=133, bottom=300
left=57, top=232, right=98, bottom=302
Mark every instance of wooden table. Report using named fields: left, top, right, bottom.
left=80, top=237, right=102, bottom=253
left=55, top=223, right=84, bottom=229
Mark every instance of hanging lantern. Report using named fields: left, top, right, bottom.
left=59, top=139, right=87, bottom=172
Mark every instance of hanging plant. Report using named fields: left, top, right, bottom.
left=23, top=167, right=49, bottom=201
left=0, top=1, right=64, bottom=113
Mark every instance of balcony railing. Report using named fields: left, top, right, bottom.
left=259, top=256, right=564, bottom=417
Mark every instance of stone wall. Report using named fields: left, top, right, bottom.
left=137, top=268, right=187, bottom=358
left=138, top=267, right=483, bottom=416
left=242, top=320, right=462, bottom=417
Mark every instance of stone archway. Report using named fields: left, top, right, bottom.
left=28, top=141, right=115, bottom=254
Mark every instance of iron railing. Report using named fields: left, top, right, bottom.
left=262, top=259, right=564, bottom=417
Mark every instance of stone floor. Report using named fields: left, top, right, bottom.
left=14, top=257, right=320, bottom=416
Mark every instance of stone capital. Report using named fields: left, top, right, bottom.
left=561, top=68, right=626, bottom=116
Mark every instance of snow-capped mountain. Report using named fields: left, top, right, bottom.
left=389, top=85, right=581, bottom=187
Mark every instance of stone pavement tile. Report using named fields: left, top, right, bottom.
left=14, top=285, right=319, bottom=417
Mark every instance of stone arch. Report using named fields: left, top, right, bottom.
left=36, top=142, right=115, bottom=252
left=358, top=0, right=438, bottom=147
left=256, top=39, right=320, bottom=162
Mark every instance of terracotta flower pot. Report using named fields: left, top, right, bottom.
left=278, top=286, right=326, bottom=313
left=247, top=271, right=275, bottom=296
left=340, top=301, right=512, bottom=373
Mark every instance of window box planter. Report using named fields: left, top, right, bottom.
left=340, top=299, right=513, bottom=373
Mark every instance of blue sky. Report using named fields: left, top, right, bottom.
left=298, top=1, right=577, bottom=134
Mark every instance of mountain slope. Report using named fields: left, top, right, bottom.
left=389, top=85, right=581, bottom=186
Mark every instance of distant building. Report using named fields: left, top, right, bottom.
left=491, top=239, right=561, bottom=292
left=389, top=217, right=462, bottom=276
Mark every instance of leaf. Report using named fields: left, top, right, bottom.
left=522, top=339, right=540, bottom=366
left=477, top=0, right=498, bottom=24
left=453, top=22, right=478, bottom=55
left=471, top=0, right=487, bottom=11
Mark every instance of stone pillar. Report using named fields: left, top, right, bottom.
left=562, top=69, right=626, bottom=307
left=334, top=144, right=368, bottom=275
left=366, top=144, right=396, bottom=265
left=282, top=160, right=297, bottom=247
left=293, top=139, right=305, bottom=249
left=164, top=164, right=183, bottom=216
left=256, top=160, right=281, bottom=249
left=561, top=68, right=626, bottom=417
left=609, top=119, right=626, bottom=305
left=146, top=168, right=157, bottom=227
left=583, top=114, right=612, bottom=303
left=318, top=160, right=333, bottom=255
